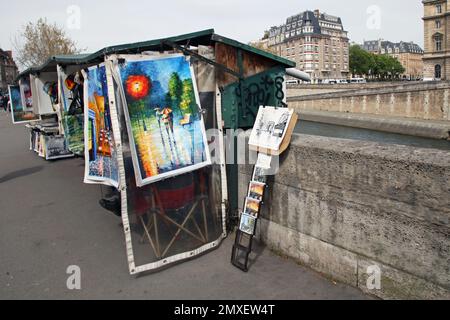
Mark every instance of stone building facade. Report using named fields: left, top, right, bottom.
left=267, top=9, right=349, bottom=83
left=362, top=40, right=424, bottom=80
left=423, top=0, right=450, bottom=80
left=0, top=49, right=19, bottom=93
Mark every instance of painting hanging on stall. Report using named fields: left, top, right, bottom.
left=31, top=73, right=58, bottom=115
left=83, top=64, right=119, bottom=188
left=58, top=66, right=85, bottom=156
left=8, top=85, right=39, bottom=124
left=44, top=135, right=74, bottom=160
left=114, top=54, right=211, bottom=186
left=20, top=77, right=33, bottom=109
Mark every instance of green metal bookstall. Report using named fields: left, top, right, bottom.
left=15, top=29, right=298, bottom=274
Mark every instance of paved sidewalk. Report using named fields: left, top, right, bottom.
left=0, top=111, right=370, bottom=300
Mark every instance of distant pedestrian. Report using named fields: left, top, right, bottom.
left=3, top=95, right=10, bottom=112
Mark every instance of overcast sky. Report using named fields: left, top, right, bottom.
left=1, top=0, right=423, bottom=68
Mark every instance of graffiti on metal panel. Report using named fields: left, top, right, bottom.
left=235, top=75, right=286, bottom=119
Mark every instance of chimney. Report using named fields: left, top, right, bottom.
left=314, top=9, right=320, bottom=17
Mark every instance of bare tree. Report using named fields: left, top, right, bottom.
left=13, top=18, right=83, bottom=70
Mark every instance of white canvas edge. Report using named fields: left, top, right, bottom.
left=29, top=74, right=40, bottom=115
left=105, top=54, right=228, bottom=275
left=215, top=86, right=229, bottom=238
left=105, top=58, right=135, bottom=274
left=82, top=64, right=120, bottom=189
left=111, top=53, right=212, bottom=187
left=133, top=237, right=225, bottom=274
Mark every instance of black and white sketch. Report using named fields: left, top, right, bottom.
left=44, top=135, right=74, bottom=160
left=249, top=106, right=294, bottom=151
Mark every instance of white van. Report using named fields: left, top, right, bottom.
left=286, top=80, right=300, bottom=85
left=350, top=78, right=367, bottom=84
left=322, top=79, right=337, bottom=84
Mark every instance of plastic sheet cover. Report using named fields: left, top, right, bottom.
left=105, top=48, right=226, bottom=274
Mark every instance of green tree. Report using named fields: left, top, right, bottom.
left=373, top=54, right=405, bottom=80
left=389, top=56, right=405, bottom=78
left=350, top=44, right=406, bottom=80
left=349, top=45, right=372, bottom=76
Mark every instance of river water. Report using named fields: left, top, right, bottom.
left=295, top=120, right=450, bottom=151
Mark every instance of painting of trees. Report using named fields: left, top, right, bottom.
left=180, top=79, right=196, bottom=116
left=168, top=72, right=182, bottom=115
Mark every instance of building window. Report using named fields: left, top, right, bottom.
left=436, top=20, right=441, bottom=28
left=435, top=35, right=443, bottom=51
left=435, top=64, right=442, bottom=79
left=437, top=4, right=442, bottom=14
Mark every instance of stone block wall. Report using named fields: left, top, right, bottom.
left=239, top=134, right=450, bottom=299
left=288, top=82, right=450, bottom=121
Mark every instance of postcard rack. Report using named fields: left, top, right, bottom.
left=231, top=105, right=297, bottom=272
left=231, top=229, right=255, bottom=272
left=231, top=161, right=268, bottom=272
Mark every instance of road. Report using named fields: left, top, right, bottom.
left=0, top=110, right=369, bottom=300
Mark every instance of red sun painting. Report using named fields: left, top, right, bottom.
left=126, top=75, right=151, bottom=100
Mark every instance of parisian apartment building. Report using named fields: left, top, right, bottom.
left=0, top=49, right=19, bottom=93
left=362, top=40, right=424, bottom=80
left=423, top=0, right=450, bottom=80
left=267, top=9, right=350, bottom=83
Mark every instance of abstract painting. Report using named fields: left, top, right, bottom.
left=115, top=54, right=211, bottom=186
left=58, top=66, right=85, bottom=156
left=44, top=135, right=74, bottom=160
left=83, top=64, right=119, bottom=188
left=8, top=85, right=39, bottom=124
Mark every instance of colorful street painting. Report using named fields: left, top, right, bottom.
left=83, top=64, right=119, bottom=188
left=8, top=85, right=39, bottom=124
left=115, top=54, right=211, bottom=186
left=58, top=66, right=85, bottom=155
